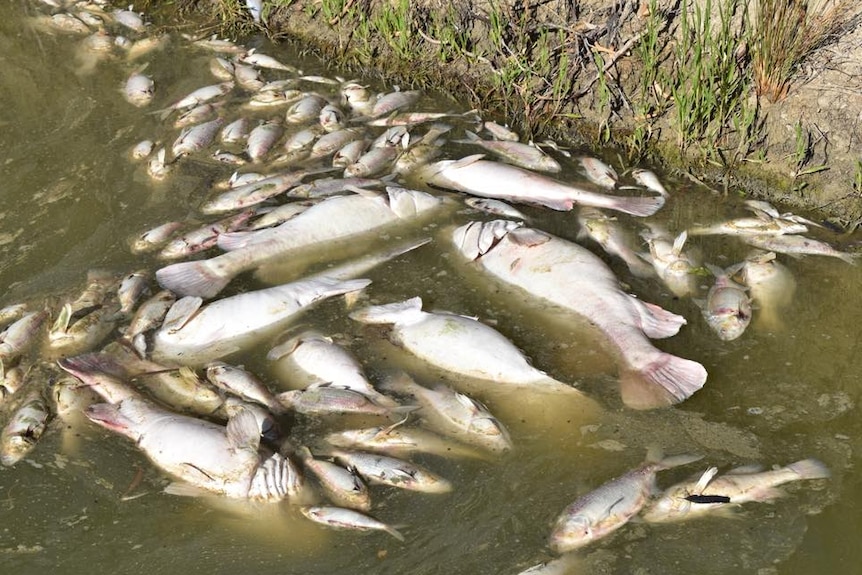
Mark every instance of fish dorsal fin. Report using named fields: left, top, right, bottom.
left=692, top=466, right=719, bottom=493
left=509, top=227, right=551, bottom=247
left=52, top=303, right=73, bottom=334
left=226, top=407, right=261, bottom=452
left=671, top=231, right=688, bottom=255
left=162, top=296, right=203, bottom=333
left=266, top=338, right=301, bottom=361
left=448, top=154, right=486, bottom=170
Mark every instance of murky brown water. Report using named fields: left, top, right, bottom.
left=1, top=4, right=860, bottom=574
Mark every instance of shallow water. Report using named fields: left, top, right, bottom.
left=1, top=4, right=860, bottom=574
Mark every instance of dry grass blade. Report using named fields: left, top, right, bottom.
left=752, top=0, right=856, bottom=102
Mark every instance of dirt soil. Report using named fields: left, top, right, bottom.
left=165, top=0, right=862, bottom=226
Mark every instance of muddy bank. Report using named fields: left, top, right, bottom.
left=158, top=0, right=861, bottom=225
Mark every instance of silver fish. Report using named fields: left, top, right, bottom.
left=286, top=94, right=328, bottom=124
left=330, top=449, right=452, bottom=493
left=324, top=424, right=486, bottom=460
left=577, top=208, right=655, bottom=278
left=640, top=225, right=699, bottom=298
left=160, top=82, right=234, bottom=118
left=414, top=156, right=664, bottom=216
left=249, top=201, right=317, bottom=230
left=579, top=156, right=618, bottom=188
left=220, top=117, right=250, bottom=144
left=744, top=234, right=858, bottom=264
left=233, top=63, right=265, bottom=91
left=86, top=398, right=294, bottom=501
left=380, top=373, right=513, bottom=454
left=206, top=362, right=285, bottom=414
left=0, top=310, right=49, bottom=364
left=700, top=264, right=752, bottom=341
left=369, top=90, right=421, bottom=118
left=172, top=118, right=225, bottom=158
left=641, top=458, right=830, bottom=523
left=276, top=385, right=400, bottom=417
left=332, top=138, right=369, bottom=168
left=156, top=187, right=445, bottom=298
left=297, top=446, right=371, bottom=511
left=240, top=49, right=299, bottom=73
left=737, top=250, right=796, bottom=330
left=549, top=451, right=701, bottom=552
left=456, top=130, right=561, bottom=172
left=300, top=506, right=404, bottom=540
left=158, top=210, right=255, bottom=260
left=151, top=277, right=371, bottom=365
left=117, top=270, right=150, bottom=315
left=246, top=119, right=285, bottom=162
left=123, top=69, right=154, bottom=107
left=0, top=388, right=50, bottom=466
left=631, top=168, right=669, bottom=197
left=482, top=121, right=520, bottom=141
left=124, top=289, right=176, bottom=349
left=130, top=139, right=155, bottom=160
left=464, top=197, right=529, bottom=220
left=452, top=220, right=706, bottom=409
left=147, top=148, right=170, bottom=180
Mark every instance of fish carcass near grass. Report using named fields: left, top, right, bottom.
left=156, top=186, right=447, bottom=298
left=413, top=155, right=664, bottom=217
left=450, top=220, right=708, bottom=409
left=698, top=263, right=752, bottom=341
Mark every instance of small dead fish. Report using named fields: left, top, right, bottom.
left=173, top=102, right=223, bottom=128
left=482, top=121, right=519, bottom=141
left=641, top=458, right=830, bottom=523
left=640, top=224, right=699, bottom=298
left=343, top=147, right=399, bottom=178
left=744, top=234, right=858, bottom=264
left=0, top=365, right=26, bottom=409
left=160, top=82, right=234, bottom=119
left=577, top=208, right=654, bottom=278
left=324, top=424, right=486, bottom=460
left=123, top=69, right=154, bottom=107
left=220, top=117, right=250, bottom=144
left=631, top=168, right=669, bottom=197
left=112, top=9, right=146, bottom=33
left=549, top=450, right=701, bottom=552
left=456, top=130, right=560, bottom=173
left=0, top=310, right=48, bottom=364
left=147, top=148, right=170, bottom=180
left=297, top=446, right=371, bottom=511
left=579, top=156, right=618, bottom=188
left=130, top=139, right=155, bottom=160
left=240, top=49, right=299, bottom=73
left=124, top=289, right=177, bottom=347
left=699, top=263, right=752, bottom=341
left=369, top=90, right=421, bottom=118
left=172, top=118, right=224, bottom=158
left=249, top=201, right=317, bottom=229
left=0, top=389, right=50, bottom=466
left=688, top=215, right=808, bottom=236
left=233, top=63, right=265, bottom=92
left=286, top=94, right=328, bottom=124
left=341, top=82, right=375, bottom=115
left=208, top=56, right=235, bottom=81
left=130, top=221, right=184, bottom=254
left=332, top=139, right=369, bottom=168
left=246, top=119, right=285, bottom=162
left=158, top=210, right=254, bottom=260
left=300, top=506, right=404, bottom=540
left=330, top=449, right=452, bottom=494
left=276, top=385, right=402, bottom=417
left=318, top=104, right=345, bottom=132
left=206, top=362, right=284, bottom=414
left=117, top=270, right=150, bottom=315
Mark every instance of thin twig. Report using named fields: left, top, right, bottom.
left=574, top=32, right=644, bottom=99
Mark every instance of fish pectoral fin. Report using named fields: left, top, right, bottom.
left=508, top=227, right=552, bottom=247
left=162, top=296, right=203, bottom=333
left=226, top=408, right=261, bottom=452
left=164, top=481, right=213, bottom=498
left=693, top=467, right=720, bottom=493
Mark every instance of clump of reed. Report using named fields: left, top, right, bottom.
left=751, top=0, right=854, bottom=102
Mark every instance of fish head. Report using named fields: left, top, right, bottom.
left=0, top=435, right=37, bottom=466
left=549, top=515, right=593, bottom=553
left=705, top=307, right=751, bottom=341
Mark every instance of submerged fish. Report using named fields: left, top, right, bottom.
left=699, top=264, right=752, bottom=341
left=744, top=234, right=858, bottom=264
left=300, top=506, right=404, bottom=540
left=451, top=220, right=707, bottom=409
left=641, top=458, right=830, bottom=523
left=736, top=250, right=797, bottom=330
left=330, top=449, right=452, bottom=494
left=0, top=388, right=50, bottom=466
left=577, top=208, right=654, bottom=278
left=640, top=224, right=699, bottom=298
left=455, top=130, right=561, bottom=172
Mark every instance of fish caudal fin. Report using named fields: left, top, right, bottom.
left=156, top=259, right=232, bottom=299
left=349, top=297, right=424, bottom=324
left=632, top=299, right=687, bottom=339
left=619, top=353, right=707, bottom=409
left=605, top=194, right=665, bottom=217
left=787, top=458, right=831, bottom=481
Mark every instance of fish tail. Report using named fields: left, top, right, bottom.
left=837, top=252, right=859, bottom=265
left=619, top=353, right=707, bottom=409
left=606, top=194, right=666, bottom=217
left=156, top=259, right=232, bottom=299
left=787, top=458, right=830, bottom=481
left=58, top=353, right=127, bottom=381
left=349, top=297, right=423, bottom=324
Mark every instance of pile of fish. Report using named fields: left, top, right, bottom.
left=4, top=0, right=843, bottom=569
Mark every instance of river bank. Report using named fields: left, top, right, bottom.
left=148, top=0, right=862, bottom=227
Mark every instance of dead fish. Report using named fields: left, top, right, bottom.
left=300, top=506, right=403, bottom=540
left=172, top=118, right=224, bottom=159
left=744, top=234, right=858, bottom=264
left=456, top=130, right=561, bottom=172
left=482, top=121, right=520, bottom=141
left=0, top=388, right=50, bottom=466
left=117, top=270, right=150, bottom=315
left=277, top=385, right=402, bottom=417
left=369, top=90, right=421, bottom=118
left=549, top=450, right=702, bottom=552
left=640, top=224, right=699, bottom=298
left=123, top=67, right=154, bottom=107
left=130, top=221, right=184, bottom=254
left=641, top=458, right=830, bottom=523
left=158, top=210, right=255, bottom=260
left=736, top=250, right=797, bottom=330
left=631, top=168, right=669, bottom=197
left=246, top=119, right=285, bottom=162
left=324, top=424, right=487, bottom=460
left=130, top=139, right=155, bottom=161
left=220, top=117, right=251, bottom=144
left=330, top=449, right=452, bottom=494
left=0, top=310, right=49, bottom=364
left=414, top=156, right=664, bottom=217
left=297, top=446, right=371, bottom=511
left=451, top=220, right=706, bottom=409
left=286, top=94, right=328, bottom=124
left=577, top=208, right=655, bottom=278
left=699, top=263, right=752, bottom=341
left=240, top=49, right=299, bottom=73
left=579, top=156, right=618, bottom=188
left=147, top=148, right=170, bottom=180
left=380, top=373, right=513, bottom=454
left=159, top=82, right=234, bottom=119
left=464, top=197, right=529, bottom=221
left=206, top=362, right=285, bottom=414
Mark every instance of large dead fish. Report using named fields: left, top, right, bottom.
left=150, top=276, right=371, bottom=366
left=86, top=398, right=297, bottom=501
left=413, top=155, right=664, bottom=217
left=156, top=187, right=447, bottom=298
left=450, top=220, right=707, bottom=409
